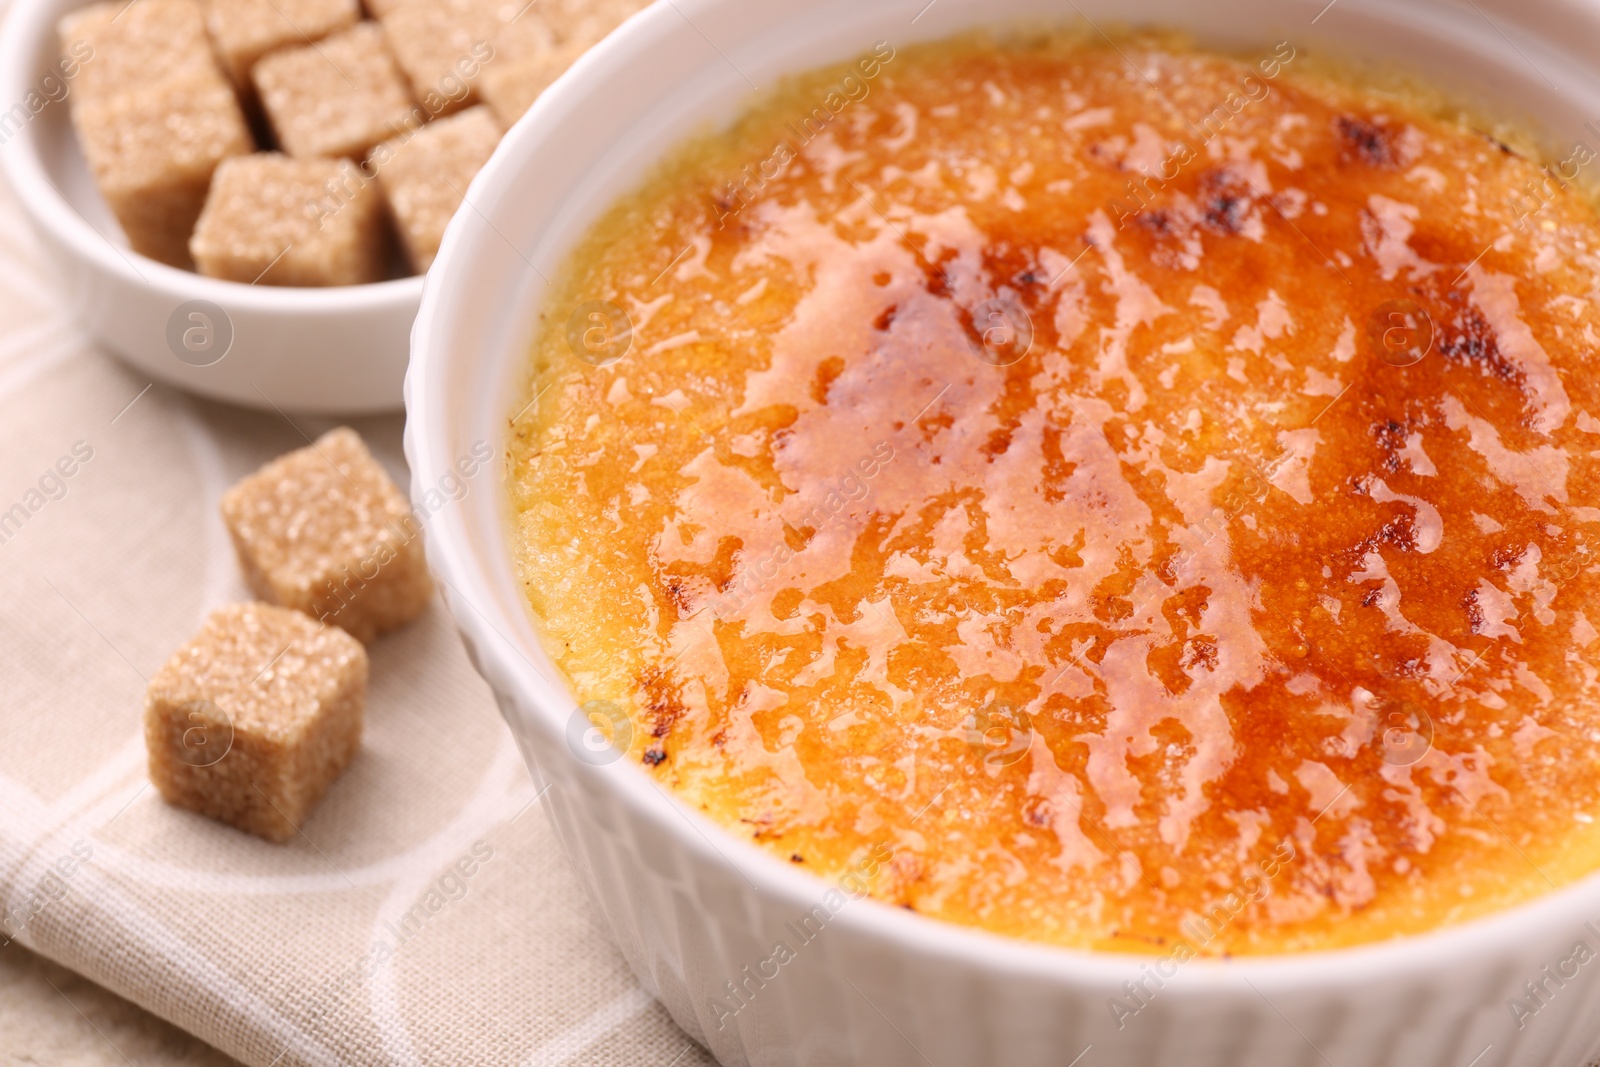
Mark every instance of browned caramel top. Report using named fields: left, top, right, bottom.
left=509, top=34, right=1600, bottom=954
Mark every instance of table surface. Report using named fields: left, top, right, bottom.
left=0, top=941, right=239, bottom=1066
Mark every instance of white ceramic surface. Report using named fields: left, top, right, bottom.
left=0, top=0, right=421, bottom=414
left=407, top=1, right=1600, bottom=1063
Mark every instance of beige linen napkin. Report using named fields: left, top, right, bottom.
left=0, top=173, right=712, bottom=1066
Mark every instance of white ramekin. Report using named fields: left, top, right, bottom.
left=0, top=0, right=421, bottom=414
left=407, top=0, right=1600, bottom=1063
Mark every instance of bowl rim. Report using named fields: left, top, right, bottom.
left=0, top=0, right=427, bottom=309
left=408, top=0, right=1600, bottom=998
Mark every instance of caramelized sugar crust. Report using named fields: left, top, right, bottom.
left=509, top=35, right=1600, bottom=954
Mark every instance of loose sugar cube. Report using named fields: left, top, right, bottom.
left=253, top=22, right=417, bottom=159
left=220, top=427, right=434, bottom=643
left=190, top=153, right=387, bottom=285
left=145, top=602, right=368, bottom=844
left=379, top=0, right=505, bottom=116
left=372, top=105, right=499, bottom=270
left=72, top=77, right=254, bottom=266
left=58, top=0, right=218, bottom=103
left=205, top=0, right=362, bottom=84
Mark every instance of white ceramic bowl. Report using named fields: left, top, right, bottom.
left=407, top=0, right=1600, bottom=1063
left=0, top=0, right=420, bottom=414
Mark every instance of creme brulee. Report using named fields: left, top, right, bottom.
left=507, top=31, right=1600, bottom=955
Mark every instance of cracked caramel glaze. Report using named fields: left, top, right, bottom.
left=508, top=34, right=1600, bottom=954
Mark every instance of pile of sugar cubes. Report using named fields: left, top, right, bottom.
left=61, top=0, right=646, bottom=282
left=144, top=429, right=434, bottom=841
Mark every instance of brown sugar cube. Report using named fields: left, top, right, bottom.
left=190, top=153, right=387, bottom=285
left=359, top=0, right=406, bottom=19
left=220, top=427, right=434, bottom=643
left=475, top=14, right=566, bottom=126
left=71, top=77, right=254, bottom=266
left=60, top=0, right=253, bottom=266
left=371, top=104, right=500, bottom=270
left=379, top=0, right=507, bottom=116
left=476, top=0, right=646, bottom=125
left=547, top=0, right=650, bottom=46
left=144, top=602, right=367, bottom=844
left=205, top=0, right=362, bottom=85
left=252, top=22, right=417, bottom=159
left=58, top=0, right=218, bottom=103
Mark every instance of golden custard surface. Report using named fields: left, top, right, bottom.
left=510, top=35, right=1600, bottom=954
